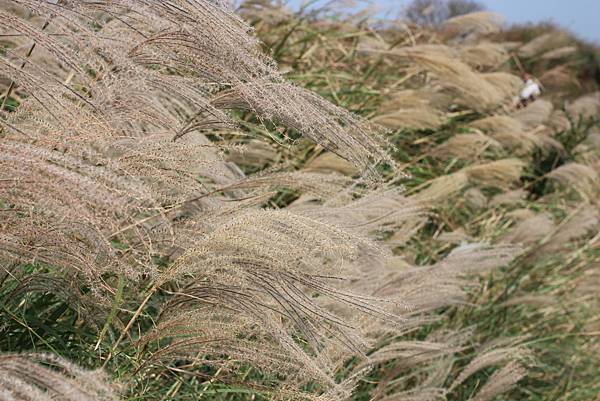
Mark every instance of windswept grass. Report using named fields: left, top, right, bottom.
left=1, top=1, right=599, bottom=401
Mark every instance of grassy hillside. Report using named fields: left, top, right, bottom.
left=1, top=1, right=599, bottom=400
left=246, top=6, right=600, bottom=400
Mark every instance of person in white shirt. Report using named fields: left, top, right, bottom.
left=517, top=73, right=542, bottom=108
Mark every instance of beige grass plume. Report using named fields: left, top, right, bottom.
left=442, top=12, right=504, bottom=40
left=465, top=159, right=525, bottom=188
left=546, top=162, right=600, bottom=201
left=0, top=353, right=119, bottom=401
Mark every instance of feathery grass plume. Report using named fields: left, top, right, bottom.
left=575, top=262, right=600, bottom=299
left=539, top=64, right=581, bottom=89
left=0, top=267, right=105, bottom=328
left=236, top=171, right=357, bottom=201
left=470, top=115, right=525, bottom=135
left=526, top=128, right=564, bottom=153
left=360, top=43, right=514, bottom=111
left=431, top=132, right=501, bottom=160
left=213, top=80, right=395, bottom=175
left=585, top=131, right=600, bottom=145
left=372, top=243, right=518, bottom=314
left=566, top=92, right=600, bottom=120
left=465, top=159, right=525, bottom=188
left=481, top=72, right=522, bottom=96
left=299, top=187, right=427, bottom=245
left=471, top=361, right=526, bottom=401
left=539, top=206, right=600, bottom=253
left=505, top=208, right=536, bottom=221
left=374, top=89, right=449, bottom=130
left=441, top=12, right=503, bottom=41
left=371, top=88, right=420, bottom=116
left=497, top=40, right=522, bottom=51
left=502, top=212, right=555, bottom=246
left=373, top=107, right=445, bottom=130
left=468, top=115, right=554, bottom=153
left=489, top=189, right=528, bottom=207
left=412, top=171, right=470, bottom=202
left=517, top=31, right=573, bottom=58
left=511, top=99, right=554, bottom=128
left=546, top=162, right=600, bottom=201
left=540, top=45, right=578, bottom=60
left=0, top=353, right=119, bottom=401
left=144, top=208, right=402, bottom=392
left=137, top=308, right=345, bottom=392
left=436, top=228, right=472, bottom=244
left=380, top=88, right=454, bottom=112
left=0, top=141, right=159, bottom=286
left=377, top=388, right=447, bottom=401
left=547, top=109, right=573, bottom=132
left=464, top=187, right=488, bottom=209
left=574, top=133, right=600, bottom=164
left=357, top=34, right=391, bottom=53
left=450, top=345, right=528, bottom=390
left=226, top=140, right=279, bottom=170
left=573, top=144, right=600, bottom=164
left=304, top=151, right=360, bottom=176
left=391, top=44, right=461, bottom=59
left=499, top=294, right=558, bottom=308
left=381, top=48, right=510, bottom=111
left=354, top=339, right=465, bottom=399
left=459, top=42, right=510, bottom=70
left=492, top=130, right=540, bottom=154
left=345, top=244, right=518, bottom=398
left=355, top=340, right=465, bottom=373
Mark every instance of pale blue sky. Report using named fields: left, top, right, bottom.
left=287, top=0, right=600, bottom=43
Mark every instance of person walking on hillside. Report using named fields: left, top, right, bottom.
left=517, top=73, right=542, bottom=108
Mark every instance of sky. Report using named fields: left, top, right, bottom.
left=287, top=0, right=600, bottom=43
